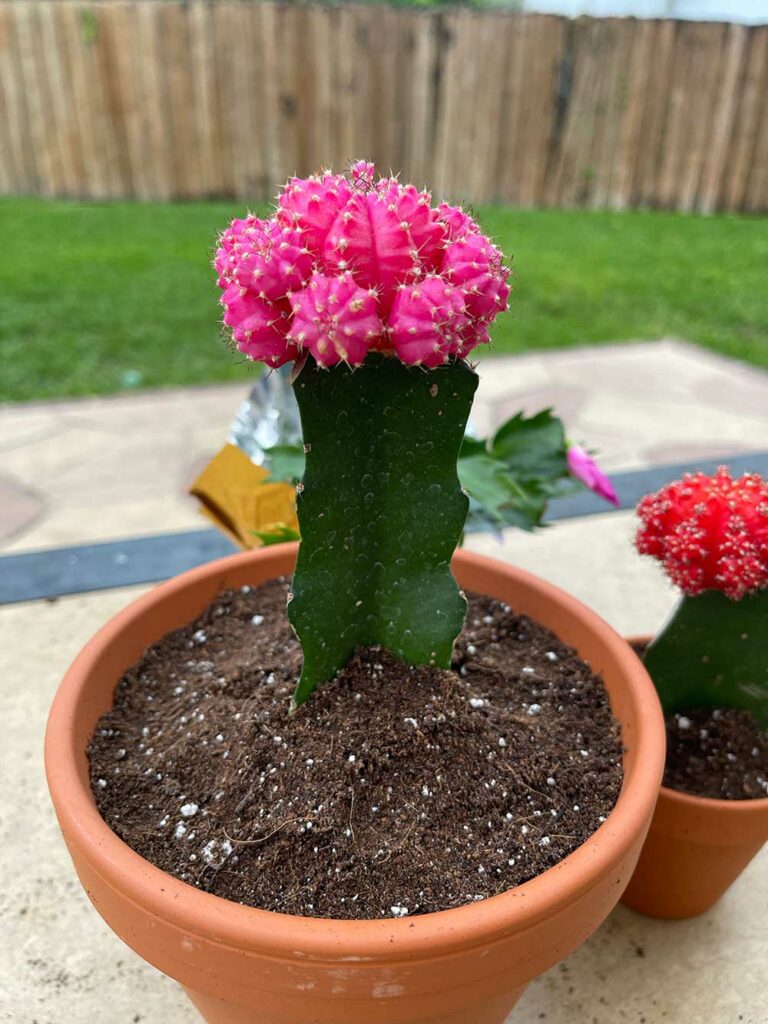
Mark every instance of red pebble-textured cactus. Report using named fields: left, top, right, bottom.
left=635, top=468, right=768, bottom=600
left=214, top=161, right=510, bottom=369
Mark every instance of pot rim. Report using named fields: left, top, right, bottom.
left=628, top=634, right=768, bottom=815
left=46, top=545, right=665, bottom=963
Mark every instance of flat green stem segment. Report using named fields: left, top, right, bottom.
left=644, top=589, right=768, bottom=727
left=288, top=353, right=478, bottom=707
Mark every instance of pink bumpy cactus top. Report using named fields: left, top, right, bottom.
left=215, top=161, right=510, bottom=369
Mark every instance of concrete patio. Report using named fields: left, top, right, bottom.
left=1, top=338, right=766, bottom=1024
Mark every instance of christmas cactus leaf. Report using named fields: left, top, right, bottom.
left=490, top=409, right=568, bottom=480
left=457, top=409, right=572, bottom=532
left=458, top=454, right=513, bottom=522
left=265, top=444, right=305, bottom=485
left=252, top=524, right=301, bottom=546
left=458, top=454, right=548, bottom=532
left=644, top=589, right=768, bottom=727
left=458, top=434, right=487, bottom=460
left=288, top=353, right=477, bottom=707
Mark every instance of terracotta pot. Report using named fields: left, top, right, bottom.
left=622, top=635, right=768, bottom=920
left=46, top=546, right=664, bottom=1024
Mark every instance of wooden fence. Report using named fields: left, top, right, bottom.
left=0, top=1, right=767, bottom=212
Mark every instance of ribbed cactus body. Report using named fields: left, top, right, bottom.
left=288, top=353, right=477, bottom=707
left=644, top=590, right=768, bottom=727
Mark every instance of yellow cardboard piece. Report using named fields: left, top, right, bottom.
left=189, top=444, right=298, bottom=550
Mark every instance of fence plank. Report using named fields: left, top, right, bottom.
left=678, top=22, right=728, bottom=212
left=329, top=6, right=356, bottom=173
left=160, top=3, right=197, bottom=198
left=230, top=2, right=267, bottom=200
left=722, top=26, right=768, bottom=212
left=438, top=8, right=483, bottom=201
left=433, top=8, right=462, bottom=198
left=632, top=18, right=676, bottom=207
left=589, top=18, right=625, bottom=208
left=78, top=2, right=124, bottom=198
left=524, top=15, right=566, bottom=208
left=494, top=14, right=525, bottom=206
left=35, top=2, right=76, bottom=196
left=210, top=1, right=237, bottom=198
left=0, top=39, right=11, bottom=193
left=467, top=14, right=509, bottom=204
left=97, top=1, right=136, bottom=197
left=551, top=17, right=603, bottom=207
left=599, top=19, right=639, bottom=209
left=656, top=21, right=695, bottom=209
left=744, top=35, right=768, bottom=213
left=136, top=1, right=174, bottom=200
left=105, top=1, right=147, bottom=199
left=56, top=3, right=97, bottom=197
left=276, top=3, right=301, bottom=179
left=699, top=23, right=749, bottom=213
left=310, top=5, right=334, bottom=173
left=610, top=17, right=653, bottom=209
left=368, top=5, right=400, bottom=173
left=13, top=2, right=59, bottom=195
left=404, top=12, right=438, bottom=188
left=390, top=9, right=416, bottom=178
left=0, top=4, right=34, bottom=191
left=257, top=0, right=281, bottom=196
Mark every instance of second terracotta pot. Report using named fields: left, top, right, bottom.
left=46, top=547, right=665, bottom=1023
left=622, top=635, right=768, bottom=920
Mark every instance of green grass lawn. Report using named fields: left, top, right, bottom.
left=1, top=197, right=766, bottom=402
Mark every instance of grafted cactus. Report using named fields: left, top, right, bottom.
left=636, top=468, right=768, bottom=726
left=214, top=161, right=511, bottom=705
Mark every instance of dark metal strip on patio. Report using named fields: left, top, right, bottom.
left=1, top=451, right=767, bottom=606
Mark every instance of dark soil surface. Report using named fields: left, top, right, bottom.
left=664, top=708, right=768, bottom=800
left=630, top=641, right=768, bottom=801
left=88, top=579, right=623, bottom=920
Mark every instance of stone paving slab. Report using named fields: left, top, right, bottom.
left=1, top=338, right=766, bottom=554
left=0, top=384, right=243, bottom=551
left=1, top=514, right=766, bottom=1024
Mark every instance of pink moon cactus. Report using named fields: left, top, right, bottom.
left=215, top=161, right=511, bottom=369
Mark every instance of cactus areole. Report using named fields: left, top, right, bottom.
left=635, top=468, right=768, bottom=726
left=215, top=162, right=511, bottom=705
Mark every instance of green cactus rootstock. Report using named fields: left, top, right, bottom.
left=287, top=353, right=478, bottom=707
left=643, top=589, right=768, bottom=727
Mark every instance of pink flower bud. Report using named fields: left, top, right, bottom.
left=567, top=445, right=619, bottom=507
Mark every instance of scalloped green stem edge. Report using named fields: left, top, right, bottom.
left=643, top=589, right=768, bottom=727
left=288, top=353, right=478, bottom=707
